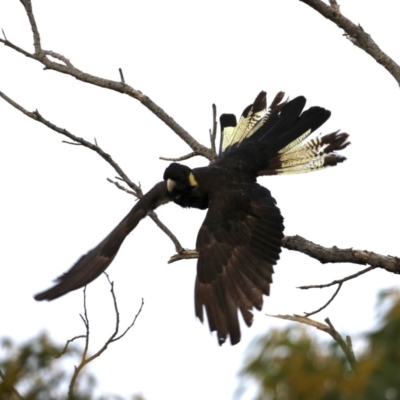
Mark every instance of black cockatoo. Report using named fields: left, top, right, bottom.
left=35, top=91, right=349, bottom=345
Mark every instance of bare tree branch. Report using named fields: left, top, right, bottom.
left=1, top=28, right=7, bottom=41
left=159, top=152, right=200, bottom=162
left=168, top=235, right=400, bottom=275
left=267, top=313, right=330, bottom=333
left=148, top=210, right=184, bottom=252
left=0, top=0, right=215, bottom=160
left=166, top=236, right=400, bottom=311
left=68, top=287, right=89, bottom=399
left=0, top=88, right=184, bottom=252
left=0, top=36, right=35, bottom=59
left=299, top=266, right=377, bottom=290
left=299, top=265, right=377, bottom=317
left=118, top=68, right=125, bottom=84
left=325, top=317, right=357, bottom=370
left=267, top=313, right=357, bottom=369
left=299, top=0, right=400, bottom=86
left=0, top=89, right=141, bottom=193
left=113, top=297, right=145, bottom=341
left=283, top=235, right=400, bottom=274
left=304, top=283, right=342, bottom=317
left=55, top=335, right=86, bottom=359
left=67, top=275, right=144, bottom=399
left=20, top=0, right=42, bottom=55
left=210, top=103, right=218, bottom=155
left=168, top=249, right=200, bottom=263
left=107, top=178, right=137, bottom=196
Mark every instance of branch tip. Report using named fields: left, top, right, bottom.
left=119, top=68, right=125, bottom=84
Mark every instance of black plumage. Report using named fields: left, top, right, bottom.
left=35, top=91, right=350, bottom=345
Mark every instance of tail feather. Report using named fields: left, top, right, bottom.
left=219, top=92, right=286, bottom=154
left=261, top=130, right=350, bottom=175
left=219, top=91, right=349, bottom=176
left=254, top=104, right=331, bottom=155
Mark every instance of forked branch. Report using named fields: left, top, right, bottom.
left=63, top=274, right=144, bottom=399
left=267, top=313, right=357, bottom=370
left=0, top=0, right=215, bottom=161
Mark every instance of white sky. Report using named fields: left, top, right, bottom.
left=1, top=0, right=400, bottom=399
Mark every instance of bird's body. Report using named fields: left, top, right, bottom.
left=35, top=91, right=350, bottom=345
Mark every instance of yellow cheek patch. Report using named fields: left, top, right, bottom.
left=188, top=172, right=197, bottom=187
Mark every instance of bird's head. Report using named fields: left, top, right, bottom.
left=163, top=163, right=198, bottom=200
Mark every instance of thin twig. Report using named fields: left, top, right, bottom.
left=81, top=286, right=90, bottom=359
left=68, top=286, right=89, bottom=399
left=304, top=283, right=342, bottom=317
left=114, top=298, right=145, bottom=341
left=119, top=68, right=125, bottom=84
left=67, top=275, right=144, bottom=399
left=148, top=211, right=184, bottom=253
left=298, top=266, right=377, bottom=289
left=267, top=313, right=331, bottom=333
left=79, top=274, right=144, bottom=363
left=104, top=272, right=120, bottom=343
left=55, top=335, right=86, bottom=359
left=107, top=178, right=137, bottom=197
left=33, top=108, right=142, bottom=193
left=168, top=249, right=199, bottom=263
left=0, top=36, right=35, bottom=59
left=62, top=140, right=82, bottom=146
left=325, top=317, right=357, bottom=369
left=210, top=103, right=217, bottom=155
left=159, top=152, right=200, bottom=162
left=0, top=91, right=141, bottom=194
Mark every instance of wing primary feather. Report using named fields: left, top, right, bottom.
left=218, top=275, right=241, bottom=345
left=261, top=131, right=350, bottom=175
left=220, top=91, right=268, bottom=152
left=195, top=184, right=283, bottom=345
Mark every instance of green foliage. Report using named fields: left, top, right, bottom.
left=3, top=290, right=400, bottom=399
left=0, top=332, right=93, bottom=400
left=239, top=289, right=400, bottom=400
left=0, top=332, right=146, bottom=399
left=363, top=290, right=400, bottom=400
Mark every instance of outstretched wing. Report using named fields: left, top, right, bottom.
left=35, top=181, right=169, bottom=301
left=194, top=183, right=284, bottom=345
